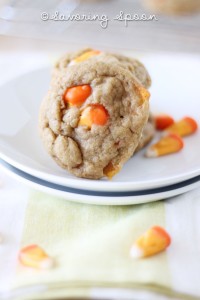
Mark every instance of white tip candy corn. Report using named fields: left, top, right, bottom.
left=145, top=133, right=184, bottom=157
left=19, top=244, right=54, bottom=269
left=130, top=226, right=171, bottom=258
left=164, top=116, right=198, bottom=137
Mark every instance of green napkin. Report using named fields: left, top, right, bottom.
left=10, top=191, right=195, bottom=300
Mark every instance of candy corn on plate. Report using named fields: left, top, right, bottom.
left=0, top=54, right=199, bottom=203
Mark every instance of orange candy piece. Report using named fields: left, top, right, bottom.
left=79, top=104, right=109, bottom=128
left=164, top=117, right=198, bottom=137
left=19, top=244, right=53, bottom=269
left=155, top=114, right=175, bottom=130
left=90, top=104, right=109, bottom=125
left=136, top=85, right=150, bottom=105
left=146, top=133, right=184, bottom=157
left=130, top=226, right=171, bottom=258
left=70, top=50, right=101, bottom=65
left=103, top=162, right=120, bottom=179
left=64, top=85, right=92, bottom=107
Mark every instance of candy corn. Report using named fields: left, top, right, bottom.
left=19, top=244, right=53, bottom=269
left=136, top=85, right=150, bottom=105
left=103, top=162, right=120, bottom=179
left=130, top=226, right=171, bottom=258
left=155, top=114, right=174, bottom=130
left=164, top=117, right=198, bottom=137
left=69, top=50, right=101, bottom=65
left=64, top=85, right=92, bottom=107
left=79, top=104, right=109, bottom=128
left=145, top=133, right=184, bottom=157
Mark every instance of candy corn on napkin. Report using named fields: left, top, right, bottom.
left=1, top=170, right=200, bottom=300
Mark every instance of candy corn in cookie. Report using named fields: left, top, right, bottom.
left=39, top=61, right=150, bottom=179
left=53, top=48, right=151, bottom=89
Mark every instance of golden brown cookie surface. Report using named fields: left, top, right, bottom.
left=40, top=61, right=150, bottom=179
left=135, top=113, right=155, bottom=153
left=53, top=48, right=151, bottom=89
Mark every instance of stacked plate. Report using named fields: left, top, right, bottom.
left=0, top=54, right=200, bottom=205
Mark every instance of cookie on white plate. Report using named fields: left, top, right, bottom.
left=40, top=61, right=150, bottom=179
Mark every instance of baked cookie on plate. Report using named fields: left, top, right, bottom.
left=40, top=61, right=150, bottom=179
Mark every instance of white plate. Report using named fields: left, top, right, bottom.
left=1, top=159, right=200, bottom=205
left=0, top=54, right=200, bottom=193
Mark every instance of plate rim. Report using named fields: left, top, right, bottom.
left=0, top=158, right=200, bottom=197
left=0, top=150, right=200, bottom=192
left=1, top=158, right=200, bottom=206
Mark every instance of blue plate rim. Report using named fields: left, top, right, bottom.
left=0, top=158, right=200, bottom=197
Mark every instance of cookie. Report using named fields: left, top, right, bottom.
left=135, top=113, right=155, bottom=152
left=53, top=48, right=151, bottom=89
left=40, top=61, right=150, bottom=179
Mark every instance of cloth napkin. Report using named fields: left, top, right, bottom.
left=0, top=169, right=200, bottom=300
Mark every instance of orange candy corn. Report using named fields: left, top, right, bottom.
left=103, top=162, right=120, bottom=179
left=70, top=50, right=101, bottom=65
left=130, top=226, right=171, bottom=258
left=146, top=133, right=184, bottom=157
left=64, top=85, right=92, bottom=107
left=19, top=244, right=53, bottom=269
left=164, top=117, right=198, bottom=137
left=79, top=104, right=109, bottom=128
left=136, top=85, right=150, bottom=105
left=155, top=114, right=175, bottom=130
